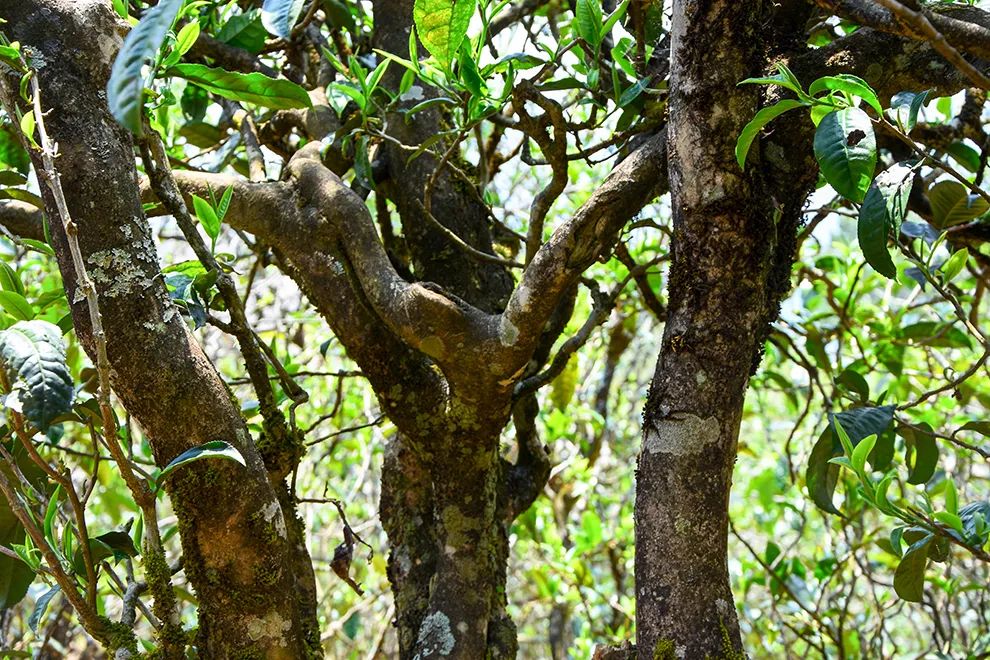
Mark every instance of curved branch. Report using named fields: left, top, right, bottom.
left=499, top=129, right=668, bottom=373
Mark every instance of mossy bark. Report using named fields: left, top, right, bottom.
left=0, top=2, right=321, bottom=656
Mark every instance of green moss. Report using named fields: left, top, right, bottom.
left=653, top=639, right=677, bottom=660
left=99, top=616, right=138, bottom=655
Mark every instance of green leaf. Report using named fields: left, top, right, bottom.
left=857, top=162, right=914, bottom=278
left=928, top=180, right=989, bottom=227
left=216, top=185, right=233, bottom=222
left=0, top=292, right=34, bottom=321
left=946, top=141, right=980, bottom=173
left=261, top=0, right=307, bottom=39
left=18, top=110, right=36, bottom=150
left=575, top=0, right=603, bottom=50
left=217, top=10, right=267, bottom=54
left=814, top=108, right=877, bottom=202
left=898, top=423, right=938, bottom=485
left=809, top=74, right=882, bottom=115
left=457, top=43, right=486, bottom=98
left=157, top=440, right=246, bottom=485
left=0, top=44, right=24, bottom=72
left=940, top=248, right=969, bottom=282
left=890, top=90, right=929, bottom=133
left=413, top=0, right=476, bottom=68
left=807, top=426, right=842, bottom=515
left=852, top=433, right=877, bottom=476
left=170, top=63, right=311, bottom=110
left=893, top=535, right=931, bottom=602
left=600, top=0, right=630, bottom=40
left=0, top=262, right=23, bottom=297
left=0, top=321, right=72, bottom=432
left=618, top=76, right=651, bottom=108
left=162, top=20, right=201, bottom=70
left=831, top=406, right=895, bottom=450
left=43, top=484, right=61, bottom=548
left=944, top=479, right=958, bottom=516
left=107, top=0, right=185, bottom=134
left=735, top=99, right=805, bottom=170
left=28, top=585, right=59, bottom=633
left=739, top=63, right=807, bottom=100
left=191, top=194, right=220, bottom=243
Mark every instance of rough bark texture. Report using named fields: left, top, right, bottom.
left=0, top=2, right=320, bottom=656
left=636, top=2, right=777, bottom=658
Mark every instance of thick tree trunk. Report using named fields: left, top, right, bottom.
left=635, top=2, right=780, bottom=657
left=0, top=2, right=320, bottom=656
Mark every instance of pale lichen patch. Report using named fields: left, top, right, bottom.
left=86, top=248, right=155, bottom=298
left=261, top=500, right=288, bottom=539
left=412, top=611, right=455, bottom=659
left=644, top=414, right=721, bottom=455
left=498, top=316, right=519, bottom=347
left=244, top=611, right=291, bottom=647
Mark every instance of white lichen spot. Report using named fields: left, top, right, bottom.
left=261, top=500, right=288, bottom=539
left=457, top=621, right=468, bottom=634
left=162, top=306, right=178, bottom=324
left=498, top=316, right=519, bottom=347
left=142, top=321, right=166, bottom=334
left=412, top=611, right=456, bottom=659
left=72, top=287, right=86, bottom=304
left=676, top=644, right=687, bottom=658
left=244, top=611, right=291, bottom=647
left=644, top=414, right=721, bottom=456
left=86, top=248, right=154, bottom=298
left=695, top=370, right=708, bottom=386
left=444, top=544, right=456, bottom=556
left=400, top=85, right=425, bottom=102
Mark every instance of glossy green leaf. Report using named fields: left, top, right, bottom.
left=0, top=262, right=23, bottom=297
left=893, top=535, right=931, bottom=602
left=814, top=108, right=877, bottom=202
left=28, top=585, right=59, bottom=633
left=0, top=320, right=72, bottom=432
left=857, top=162, right=914, bottom=278
left=457, top=44, right=486, bottom=98
left=413, top=0, right=476, bottom=68
left=192, top=194, right=220, bottom=243
left=261, top=0, right=307, bottom=39
left=940, top=248, right=969, bottom=282
left=809, top=74, right=882, bottom=115
left=217, top=10, right=267, bottom=54
left=807, top=426, right=842, bottom=515
left=898, top=423, right=938, bottom=485
left=852, top=433, right=878, bottom=475
left=162, top=20, right=200, bottom=70
left=107, top=0, right=184, bottom=134
left=735, top=99, right=805, bottom=170
left=171, top=64, right=311, bottom=109
left=0, top=292, right=33, bottom=321
left=890, top=90, right=929, bottom=133
left=157, top=440, right=247, bottom=485
left=575, top=0, right=603, bottom=50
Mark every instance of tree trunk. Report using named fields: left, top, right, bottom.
left=0, top=2, right=320, bottom=656
left=635, top=1, right=781, bottom=657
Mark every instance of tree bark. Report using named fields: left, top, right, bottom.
left=0, top=2, right=320, bottom=656
left=635, top=2, right=780, bottom=657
